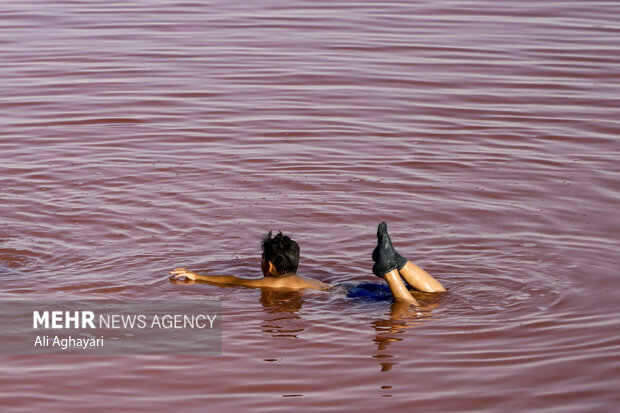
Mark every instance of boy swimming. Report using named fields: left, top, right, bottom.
left=170, top=222, right=445, bottom=305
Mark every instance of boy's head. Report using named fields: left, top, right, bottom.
left=261, top=231, right=300, bottom=277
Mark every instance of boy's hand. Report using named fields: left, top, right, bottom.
left=170, top=268, right=197, bottom=281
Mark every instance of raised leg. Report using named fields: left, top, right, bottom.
left=383, top=269, right=419, bottom=305
left=398, top=261, right=445, bottom=293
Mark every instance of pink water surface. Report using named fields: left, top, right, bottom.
left=1, top=0, right=619, bottom=411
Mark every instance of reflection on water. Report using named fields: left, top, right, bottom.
left=255, top=283, right=447, bottom=376
left=371, top=294, right=443, bottom=373
left=259, top=290, right=306, bottom=338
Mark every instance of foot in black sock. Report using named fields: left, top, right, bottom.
left=372, top=222, right=407, bottom=277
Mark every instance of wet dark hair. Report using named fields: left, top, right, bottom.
left=261, top=231, right=300, bottom=276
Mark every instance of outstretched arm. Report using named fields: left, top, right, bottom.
left=170, top=268, right=268, bottom=288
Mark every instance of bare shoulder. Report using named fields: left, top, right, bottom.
left=296, top=275, right=330, bottom=291
left=268, top=275, right=330, bottom=291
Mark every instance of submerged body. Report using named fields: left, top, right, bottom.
left=170, top=224, right=445, bottom=305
